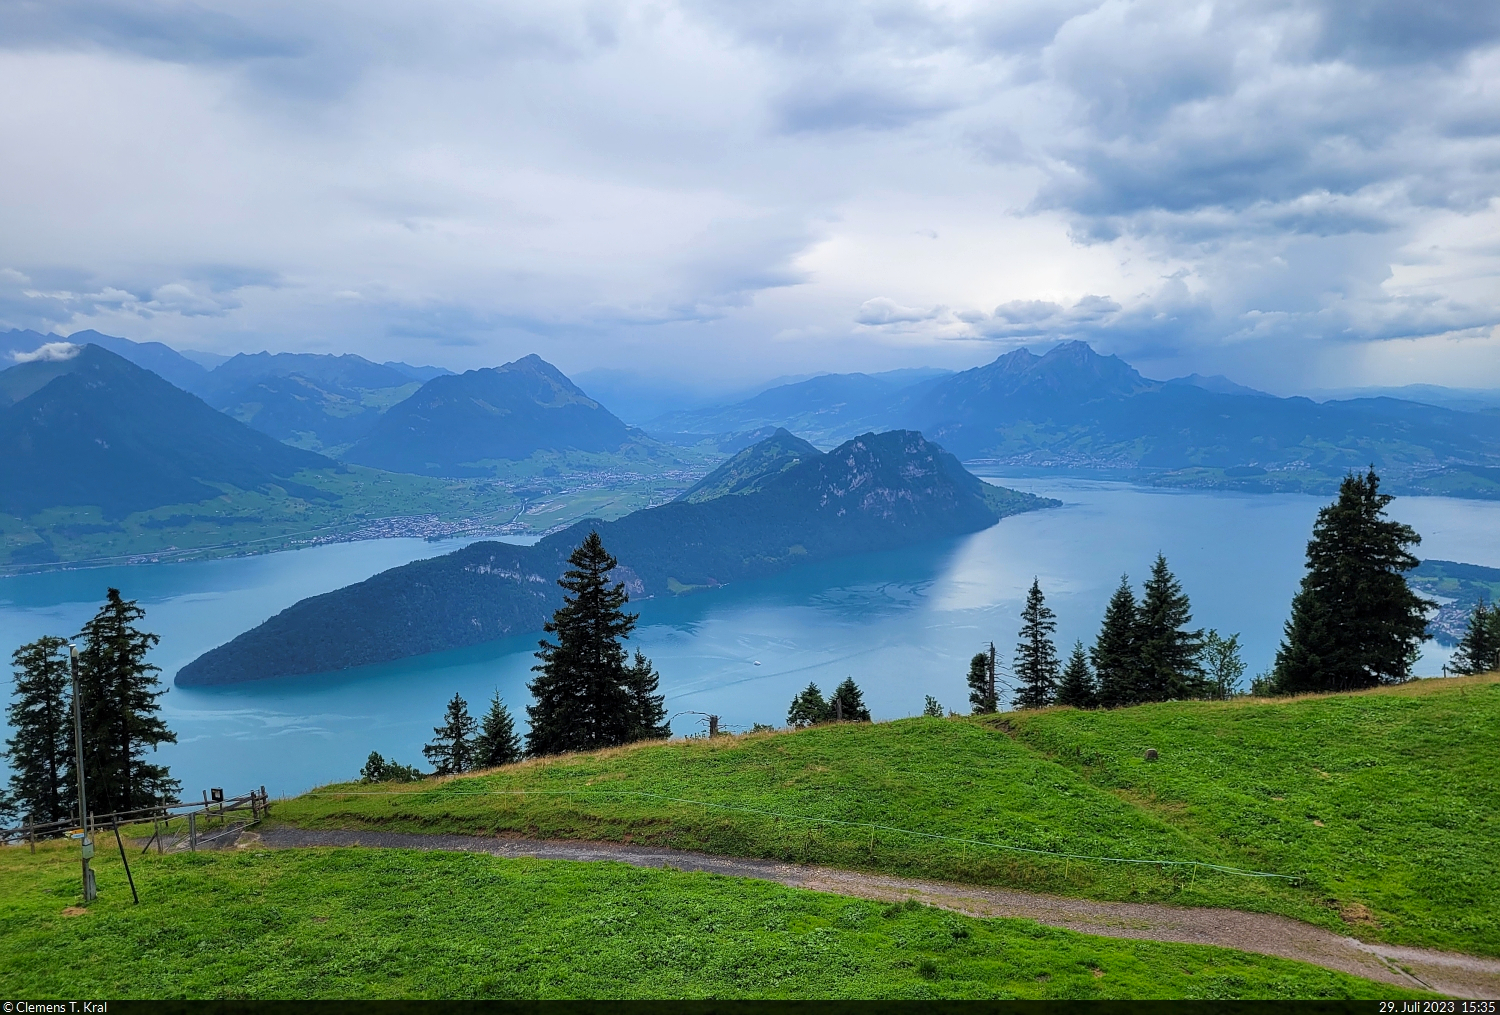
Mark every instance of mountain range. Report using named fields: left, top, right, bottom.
left=0, top=344, right=332, bottom=529
left=176, top=429, right=1056, bottom=685
left=648, top=342, right=1500, bottom=499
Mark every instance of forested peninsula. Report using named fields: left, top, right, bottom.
left=177, top=429, right=1056, bottom=685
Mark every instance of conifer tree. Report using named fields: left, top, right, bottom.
left=922, top=695, right=945, bottom=717
left=967, top=644, right=998, bottom=714
left=625, top=650, right=671, bottom=741
left=1450, top=600, right=1497, bottom=675
left=3, top=636, right=74, bottom=823
left=1055, top=640, right=1097, bottom=709
left=1272, top=469, right=1430, bottom=693
left=829, top=677, right=872, bottom=722
left=75, top=589, right=178, bottom=814
left=1137, top=554, right=1206, bottom=701
left=527, top=532, right=638, bottom=756
left=1013, top=578, right=1060, bottom=709
left=787, top=682, right=828, bottom=727
left=424, top=693, right=478, bottom=774
left=1093, top=576, right=1140, bottom=707
left=472, top=691, right=523, bottom=768
left=1202, top=630, right=1246, bottom=700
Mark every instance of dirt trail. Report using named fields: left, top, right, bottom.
left=253, top=826, right=1499, bottom=999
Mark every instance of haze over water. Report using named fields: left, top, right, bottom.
left=3, top=476, right=1497, bottom=801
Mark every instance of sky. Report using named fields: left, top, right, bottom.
left=1, top=0, right=1499, bottom=394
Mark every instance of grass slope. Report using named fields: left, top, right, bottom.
left=0, top=844, right=1424, bottom=999
left=1006, top=674, right=1500, bottom=957
left=279, top=675, right=1500, bottom=958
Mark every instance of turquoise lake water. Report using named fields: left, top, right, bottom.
left=3, top=475, right=1498, bottom=801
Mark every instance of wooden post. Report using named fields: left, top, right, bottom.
left=260, top=786, right=270, bottom=817
left=189, top=811, right=197, bottom=851
left=250, top=793, right=259, bottom=821
left=27, top=816, right=35, bottom=854
left=708, top=715, right=719, bottom=737
left=833, top=696, right=843, bottom=722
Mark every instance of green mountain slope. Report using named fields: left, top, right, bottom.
left=177, top=429, right=1057, bottom=685
left=0, top=344, right=331, bottom=519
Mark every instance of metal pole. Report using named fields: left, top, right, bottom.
left=69, top=644, right=96, bottom=902
left=112, top=820, right=138, bottom=904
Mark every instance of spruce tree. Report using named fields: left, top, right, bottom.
left=75, top=589, right=178, bottom=814
left=829, top=677, right=872, bottom=722
left=1093, top=576, right=1140, bottom=707
left=787, top=682, right=828, bottom=727
left=1272, top=469, right=1430, bottom=693
left=423, top=693, right=478, bottom=774
left=1013, top=578, right=1060, bottom=709
left=922, top=695, right=944, bottom=717
left=967, top=644, right=998, bottom=714
left=1055, top=640, right=1097, bottom=709
left=473, top=691, right=523, bottom=768
left=1202, top=630, right=1246, bottom=699
left=625, top=650, right=671, bottom=741
left=1450, top=600, right=1497, bottom=675
left=526, top=532, right=638, bottom=756
left=3, top=636, right=75, bottom=823
left=1137, top=554, right=1206, bottom=700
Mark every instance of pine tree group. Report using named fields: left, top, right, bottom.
left=1013, top=579, right=1059, bottom=709
left=786, top=677, right=871, bottom=725
left=526, top=532, right=666, bottom=756
left=1272, top=469, right=1431, bottom=693
left=74, top=589, right=178, bottom=814
left=3, top=637, right=74, bottom=823
left=1450, top=599, right=1499, bottom=675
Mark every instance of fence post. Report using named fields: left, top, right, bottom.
left=189, top=811, right=197, bottom=851
left=27, top=816, right=35, bottom=854
left=260, top=786, right=270, bottom=817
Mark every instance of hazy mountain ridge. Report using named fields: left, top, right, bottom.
left=343, top=354, right=648, bottom=477
left=0, top=344, right=332, bottom=522
left=176, top=429, right=1057, bottom=685
left=644, top=341, right=1500, bottom=499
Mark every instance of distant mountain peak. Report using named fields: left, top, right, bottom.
left=679, top=427, right=821, bottom=503
left=342, top=353, right=635, bottom=475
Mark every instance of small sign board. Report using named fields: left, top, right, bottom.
left=210, top=788, right=224, bottom=803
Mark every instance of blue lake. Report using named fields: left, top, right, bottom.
left=3, top=475, right=1498, bottom=801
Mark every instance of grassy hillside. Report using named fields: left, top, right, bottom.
left=0, top=843, right=1423, bottom=999
left=279, top=675, right=1500, bottom=957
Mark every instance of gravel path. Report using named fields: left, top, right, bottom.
left=252, top=826, right=1499, bottom=998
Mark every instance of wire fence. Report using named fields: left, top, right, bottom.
left=302, top=785, right=1300, bottom=882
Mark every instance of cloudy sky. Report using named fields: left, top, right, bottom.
left=2, top=0, right=1498, bottom=392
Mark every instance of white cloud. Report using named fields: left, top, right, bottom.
left=0, top=1, right=1496, bottom=388
left=12, top=341, right=80, bottom=363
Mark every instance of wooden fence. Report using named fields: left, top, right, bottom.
left=2, top=787, right=272, bottom=852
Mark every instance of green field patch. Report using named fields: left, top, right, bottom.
left=0, top=843, right=1426, bottom=999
